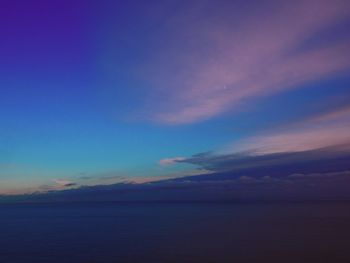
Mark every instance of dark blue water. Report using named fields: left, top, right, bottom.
left=1, top=202, right=350, bottom=263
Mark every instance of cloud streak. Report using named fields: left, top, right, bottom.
left=228, top=104, right=350, bottom=154
left=159, top=157, right=186, bottom=166
left=141, top=0, right=350, bottom=124
left=161, top=103, right=350, bottom=176
left=53, top=179, right=76, bottom=187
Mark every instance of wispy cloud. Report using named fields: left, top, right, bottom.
left=140, top=0, right=350, bottom=124
left=53, top=179, right=77, bottom=187
left=0, top=179, right=77, bottom=195
left=178, top=146, right=350, bottom=175
left=227, top=104, right=350, bottom=154
left=7, top=169, right=350, bottom=202
left=157, top=102, right=350, bottom=180
left=159, top=157, right=186, bottom=166
left=159, top=104, right=350, bottom=180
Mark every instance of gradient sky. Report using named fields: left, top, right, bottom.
left=1, top=0, right=350, bottom=195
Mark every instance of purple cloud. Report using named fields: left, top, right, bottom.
left=138, top=0, right=350, bottom=124
left=159, top=157, right=186, bottom=166
left=226, top=105, right=350, bottom=154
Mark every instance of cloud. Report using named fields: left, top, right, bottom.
left=6, top=168, right=350, bottom=202
left=138, top=0, right=350, bottom=124
left=174, top=144, right=350, bottom=180
left=53, top=179, right=76, bottom=187
left=0, top=179, right=78, bottom=195
left=227, top=105, right=350, bottom=154
left=76, top=170, right=163, bottom=185
left=159, top=157, right=186, bottom=166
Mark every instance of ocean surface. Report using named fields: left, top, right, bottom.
left=1, top=202, right=350, bottom=263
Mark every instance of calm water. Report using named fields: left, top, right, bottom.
left=0, top=202, right=350, bottom=263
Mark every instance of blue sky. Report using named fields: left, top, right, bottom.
left=1, top=0, right=350, bottom=195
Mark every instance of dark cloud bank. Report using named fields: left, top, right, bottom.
left=2, top=145, right=350, bottom=203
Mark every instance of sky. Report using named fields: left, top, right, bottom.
left=0, top=0, right=350, bottom=197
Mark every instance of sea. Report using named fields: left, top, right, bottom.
left=0, top=202, right=350, bottom=263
